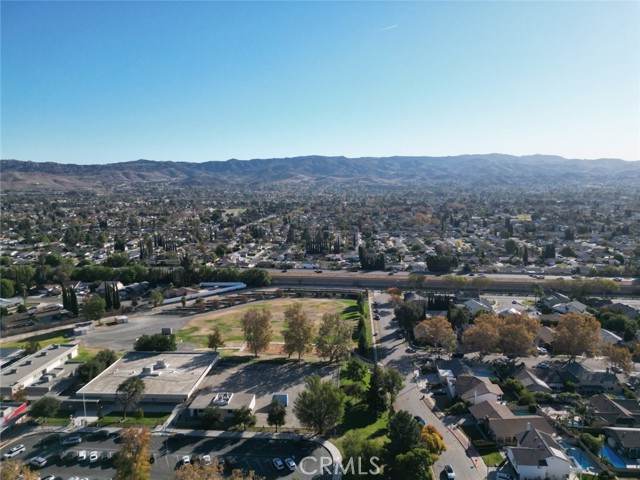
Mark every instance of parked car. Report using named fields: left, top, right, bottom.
left=41, top=475, right=56, bottom=480
left=89, top=451, right=99, bottom=463
left=273, top=458, right=285, bottom=470
left=496, top=472, right=513, bottom=480
left=78, top=451, right=87, bottom=462
left=285, top=458, right=296, bottom=471
left=61, top=435, right=82, bottom=446
left=536, top=362, right=550, bottom=369
left=444, top=464, right=455, bottom=479
left=29, top=456, right=48, bottom=468
left=3, top=444, right=25, bottom=458
left=537, top=347, right=548, bottom=354
left=101, top=451, right=112, bottom=462
left=182, top=455, right=191, bottom=465
left=314, top=270, right=323, bottom=274
left=201, top=454, right=212, bottom=466
left=414, top=416, right=426, bottom=426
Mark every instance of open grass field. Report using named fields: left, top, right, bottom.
left=177, top=298, right=358, bottom=348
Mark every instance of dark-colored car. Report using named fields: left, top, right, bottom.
left=414, top=416, right=426, bottom=426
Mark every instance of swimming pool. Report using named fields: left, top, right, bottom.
left=557, top=440, right=599, bottom=471
left=600, top=444, right=627, bottom=468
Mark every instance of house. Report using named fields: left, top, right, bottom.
left=452, top=375, right=503, bottom=405
left=488, top=416, right=554, bottom=446
left=552, top=300, right=588, bottom=315
left=463, top=298, right=495, bottom=316
left=590, top=394, right=640, bottom=427
left=506, top=426, right=576, bottom=479
left=605, top=427, right=640, bottom=459
left=559, top=361, right=620, bottom=395
left=600, top=329, right=623, bottom=346
left=541, top=292, right=571, bottom=310
left=96, top=281, right=124, bottom=295
left=469, top=400, right=514, bottom=426
left=514, top=366, right=553, bottom=394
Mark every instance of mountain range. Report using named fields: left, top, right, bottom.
left=1, top=154, right=639, bottom=191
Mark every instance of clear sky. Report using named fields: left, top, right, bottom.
left=1, top=1, right=639, bottom=164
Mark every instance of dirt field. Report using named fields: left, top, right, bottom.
left=176, top=297, right=358, bottom=348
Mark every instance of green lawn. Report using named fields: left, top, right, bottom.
left=482, top=451, right=504, bottom=467
left=94, top=412, right=170, bottom=428
left=175, top=326, right=210, bottom=346
left=0, top=329, right=76, bottom=348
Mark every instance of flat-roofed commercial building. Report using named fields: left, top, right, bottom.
left=0, top=343, right=78, bottom=397
left=77, top=351, right=219, bottom=404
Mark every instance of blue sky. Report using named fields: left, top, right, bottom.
left=2, top=1, right=639, bottom=164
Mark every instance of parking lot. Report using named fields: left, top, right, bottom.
left=1, top=431, right=333, bottom=479
left=195, top=360, right=340, bottom=428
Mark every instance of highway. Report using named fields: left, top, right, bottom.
left=268, top=269, right=638, bottom=296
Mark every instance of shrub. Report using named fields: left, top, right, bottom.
left=444, top=401, right=469, bottom=415
left=581, top=433, right=604, bottom=454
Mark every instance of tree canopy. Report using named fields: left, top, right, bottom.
left=114, top=427, right=152, bottom=480
left=553, top=312, right=601, bottom=359
left=241, top=308, right=273, bottom=356
left=134, top=334, right=177, bottom=352
left=316, top=312, right=352, bottom=363
left=414, top=316, right=457, bottom=353
left=116, top=377, right=145, bottom=419
left=293, top=374, right=345, bottom=434
left=282, top=303, right=315, bottom=361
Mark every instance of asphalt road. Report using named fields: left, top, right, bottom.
left=370, top=292, right=485, bottom=480
left=0, top=431, right=331, bottom=480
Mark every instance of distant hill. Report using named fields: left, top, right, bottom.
left=1, top=154, right=639, bottom=191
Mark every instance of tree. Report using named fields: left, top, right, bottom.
left=293, top=374, right=346, bottom=434
left=383, top=367, right=405, bottom=407
left=387, top=410, right=424, bottom=459
left=207, top=325, right=225, bottom=352
left=394, top=302, right=424, bottom=333
left=408, top=274, right=427, bottom=290
left=0, top=460, right=40, bottom=480
left=69, top=287, right=79, bottom=316
left=344, top=358, right=367, bottom=383
left=24, top=340, right=41, bottom=355
left=233, top=405, right=256, bottom=431
left=553, top=313, right=601, bottom=360
left=421, top=424, right=447, bottom=460
left=316, top=312, right=352, bottom=363
left=340, top=430, right=384, bottom=480
left=149, top=290, right=164, bottom=307
left=394, top=448, right=433, bottom=480
left=282, top=303, right=315, bottom=360
left=267, top=398, right=287, bottom=432
left=116, top=377, right=145, bottom=419
left=114, top=426, right=152, bottom=480
left=414, top=316, right=457, bottom=353
left=499, top=314, right=540, bottom=358
left=78, top=349, right=118, bottom=383
left=241, top=308, right=273, bottom=357
left=203, top=406, right=224, bottom=428
left=134, top=334, right=177, bottom=352
left=462, top=313, right=501, bottom=355
left=602, top=344, right=633, bottom=373
left=530, top=283, right=545, bottom=302
left=0, top=278, right=15, bottom=298
left=367, top=365, right=389, bottom=414
left=83, top=294, right=106, bottom=321
left=30, top=396, right=61, bottom=418
left=174, top=462, right=265, bottom=480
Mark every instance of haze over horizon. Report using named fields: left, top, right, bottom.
left=1, top=1, right=639, bottom=165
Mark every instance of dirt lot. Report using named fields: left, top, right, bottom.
left=177, top=298, right=357, bottom=347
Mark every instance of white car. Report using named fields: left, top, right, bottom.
left=29, top=456, right=47, bottom=468
left=182, top=455, right=191, bottom=465
left=285, top=458, right=296, bottom=471
left=537, top=347, right=548, bottom=355
left=201, top=454, right=212, bottom=466
left=89, top=451, right=99, bottom=463
left=78, top=450, right=87, bottom=461
left=4, top=444, right=26, bottom=458
left=444, top=464, right=455, bottom=479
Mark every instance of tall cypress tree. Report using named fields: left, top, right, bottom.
left=113, top=286, right=121, bottom=310
left=69, top=288, right=79, bottom=316
left=104, top=283, right=112, bottom=310
left=62, top=285, right=69, bottom=310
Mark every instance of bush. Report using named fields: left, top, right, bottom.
left=557, top=392, right=581, bottom=404
left=444, top=401, right=469, bottom=415
left=134, top=408, right=144, bottom=420
left=342, top=383, right=365, bottom=399
left=581, top=433, right=604, bottom=455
